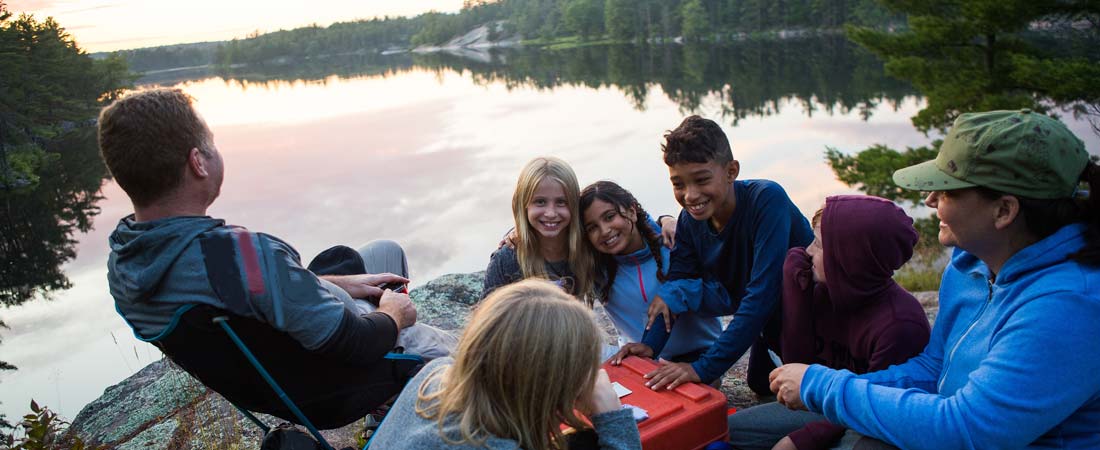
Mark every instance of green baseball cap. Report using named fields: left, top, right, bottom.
left=893, top=109, right=1089, bottom=199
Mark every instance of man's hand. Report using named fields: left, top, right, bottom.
left=376, top=290, right=417, bottom=330
left=610, top=343, right=655, bottom=365
left=644, top=359, right=701, bottom=390
left=322, top=273, right=409, bottom=299
left=646, top=295, right=673, bottom=332
left=578, top=369, right=621, bottom=416
left=659, top=217, right=677, bottom=248
left=770, top=363, right=810, bottom=411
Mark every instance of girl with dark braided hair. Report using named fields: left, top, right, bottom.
left=580, top=181, right=721, bottom=362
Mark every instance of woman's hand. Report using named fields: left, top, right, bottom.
left=770, top=364, right=810, bottom=411
left=580, top=369, right=622, bottom=416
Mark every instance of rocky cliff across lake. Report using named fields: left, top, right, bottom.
left=67, top=272, right=939, bottom=449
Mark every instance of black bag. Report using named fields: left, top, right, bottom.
left=260, top=423, right=323, bottom=450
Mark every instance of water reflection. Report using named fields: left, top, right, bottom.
left=0, top=129, right=109, bottom=307
left=143, top=36, right=915, bottom=126
left=410, top=38, right=915, bottom=124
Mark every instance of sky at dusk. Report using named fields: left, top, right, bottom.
left=8, top=0, right=465, bottom=52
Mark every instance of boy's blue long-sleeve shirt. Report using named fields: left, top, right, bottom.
left=801, top=223, right=1100, bottom=449
left=654, top=179, right=813, bottom=382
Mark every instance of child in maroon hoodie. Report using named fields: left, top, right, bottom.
left=727, top=195, right=931, bottom=450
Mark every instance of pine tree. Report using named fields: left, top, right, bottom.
left=681, top=0, right=710, bottom=41
left=564, top=0, right=604, bottom=40
left=605, top=0, right=636, bottom=41
left=848, top=0, right=1100, bottom=132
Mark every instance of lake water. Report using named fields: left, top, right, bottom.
left=2, top=37, right=1098, bottom=421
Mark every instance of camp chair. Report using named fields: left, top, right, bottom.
left=127, top=304, right=423, bottom=450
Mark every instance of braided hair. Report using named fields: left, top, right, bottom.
left=580, top=181, right=667, bottom=302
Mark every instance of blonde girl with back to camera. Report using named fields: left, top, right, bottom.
left=368, top=279, right=643, bottom=449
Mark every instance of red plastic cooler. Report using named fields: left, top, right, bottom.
left=604, top=356, right=728, bottom=449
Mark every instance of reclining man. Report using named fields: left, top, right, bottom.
left=99, top=88, right=452, bottom=428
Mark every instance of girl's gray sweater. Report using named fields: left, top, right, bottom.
left=369, top=358, right=642, bottom=449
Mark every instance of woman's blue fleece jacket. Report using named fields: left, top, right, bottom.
left=801, top=223, right=1100, bottom=449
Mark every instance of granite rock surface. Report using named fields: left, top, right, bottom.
left=68, top=272, right=939, bottom=448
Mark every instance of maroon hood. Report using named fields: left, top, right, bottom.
left=821, top=195, right=918, bottom=310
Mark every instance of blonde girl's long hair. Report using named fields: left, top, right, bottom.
left=415, top=280, right=603, bottom=450
left=511, top=156, right=598, bottom=305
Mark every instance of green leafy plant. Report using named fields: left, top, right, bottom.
left=0, top=400, right=99, bottom=450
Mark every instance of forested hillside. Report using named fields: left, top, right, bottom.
left=118, top=0, right=900, bottom=71
left=471, top=0, right=898, bottom=42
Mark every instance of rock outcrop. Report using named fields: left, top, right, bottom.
left=68, top=272, right=484, bottom=449
left=68, top=272, right=939, bottom=448
left=411, top=21, right=521, bottom=63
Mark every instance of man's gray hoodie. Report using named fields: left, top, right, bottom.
left=108, top=215, right=396, bottom=353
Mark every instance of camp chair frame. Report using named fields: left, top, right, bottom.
left=214, top=315, right=335, bottom=449
left=125, top=304, right=423, bottom=450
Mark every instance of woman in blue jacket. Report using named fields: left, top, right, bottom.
left=770, top=110, right=1100, bottom=449
left=580, top=180, right=722, bottom=361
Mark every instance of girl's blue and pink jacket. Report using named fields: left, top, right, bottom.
left=603, top=239, right=722, bottom=360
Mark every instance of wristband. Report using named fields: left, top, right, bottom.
left=657, top=215, right=674, bottom=227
